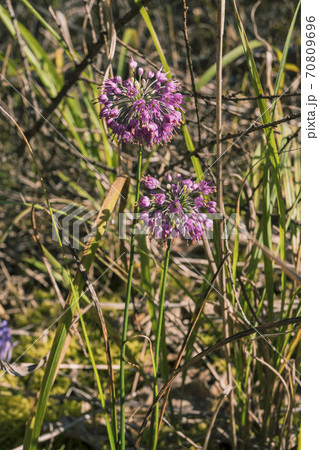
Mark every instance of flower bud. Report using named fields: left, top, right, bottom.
left=99, top=94, right=108, bottom=104
left=139, top=196, right=151, bottom=208
left=129, top=56, right=137, bottom=69
left=148, top=71, right=155, bottom=79
left=166, top=174, right=172, bottom=182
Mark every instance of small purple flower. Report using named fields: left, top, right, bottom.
left=129, top=56, right=138, bottom=69
left=153, top=226, right=164, bottom=239
left=168, top=199, right=183, bottom=213
left=205, top=219, right=214, bottom=229
left=148, top=71, right=155, bottom=79
left=198, top=180, right=214, bottom=195
left=143, top=176, right=160, bottom=190
left=97, top=58, right=184, bottom=147
left=156, top=70, right=167, bottom=82
left=140, top=211, right=149, bottom=221
left=138, top=174, right=216, bottom=245
left=194, top=195, right=205, bottom=208
left=208, top=201, right=217, bottom=213
left=139, top=196, right=151, bottom=208
left=0, top=320, right=14, bottom=362
left=99, top=94, right=108, bottom=103
left=153, top=193, right=166, bottom=205
left=182, top=179, right=193, bottom=188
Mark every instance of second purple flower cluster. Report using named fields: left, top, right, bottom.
left=138, top=174, right=217, bottom=245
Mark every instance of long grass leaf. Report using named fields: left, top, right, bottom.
left=23, top=175, right=130, bottom=450
left=271, top=0, right=301, bottom=118
left=195, top=40, right=263, bottom=91
left=20, top=0, right=71, bottom=56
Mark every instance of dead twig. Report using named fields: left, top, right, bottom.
left=215, top=0, right=237, bottom=447
left=196, top=92, right=301, bottom=102
left=195, top=113, right=301, bottom=151
left=203, top=395, right=227, bottom=450
left=182, top=0, right=201, bottom=147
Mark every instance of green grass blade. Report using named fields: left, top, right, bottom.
left=262, top=155, right=274, bottom=320
left=20, top=0, right=71, bottom=57
left=117, top=28, right=138, bottom=78
left=271, top=0, right=301, bottom=118
left=133, top=0, right=170, bottom=74
left=0, top=5, right=62, bottom=95
left=195, top=40, right=263, bottom=91
left=138, top=235, right=156, bottom=323
left=182, top=123, right=204, bottom=179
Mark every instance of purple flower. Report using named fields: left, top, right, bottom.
left=138, top=174, right=216, bottom=245
left=99, top=94, right=108, bottom=103
left=205, top=219, right=214, bottom=228
left=208, top=201, right=217, bottom=213
left=97, top=58, right=184, bottom=147
left=156, top=70, right=167, bottom=82
left=0, top=320, right=14, bottom=362
left=140, top=211, right=149, bottom=221
left=182, top=179, right=193, bottom=188
left=139, top=196, right=151, bottom=208
left=143, top=175, right=160, bottom=190
left=153, top=193, right=166, bottom=205
left=129, top=56, right=137, bottom=69
left=194, top=195, right=205, bottom=208
left=198, top=180, right=214, bottom=195
left=168, top=199, right=183, bottom=213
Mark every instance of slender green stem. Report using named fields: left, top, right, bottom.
left=152, top=239, right=172, bottom=449
left=120, top=145, right=143, bottom=449
left=75, top=303, right=116, bottom=449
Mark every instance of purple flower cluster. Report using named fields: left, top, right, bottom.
left=0, top=320, right=13, bottom=362
left=97, top=57, right=184, bottom=147
left=138, top=174, right=217, bottom=245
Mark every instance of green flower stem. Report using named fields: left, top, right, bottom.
left=152, top=239, right=172, bottom=449
left=75, top=303, right=116, bottom=449
left=120, top=145, right=143, bottom=449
